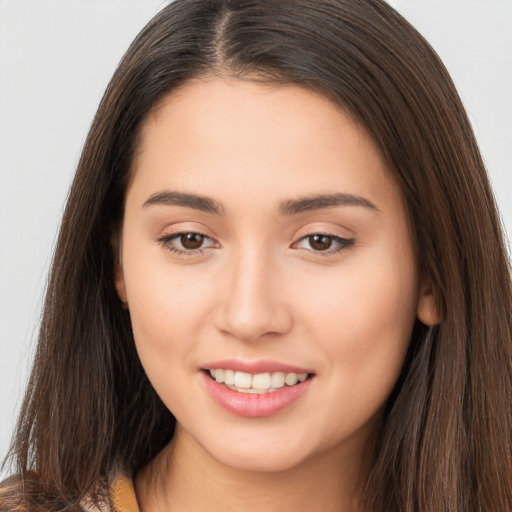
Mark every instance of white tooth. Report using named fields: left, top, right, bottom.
left=252, top=373, right=271, bottom=390
left=209, top=369, right=215, bottom=378
left=224, top=369, right=235, bottom=385
left=285, top=373, right=299, bottom=386
left=271, top=372, right=285, bottom=389
left=214, top=369, right=225, bottom=383
left=234, top=371, right=252, bottom=389
left=298, top=373, right=308, bottom=382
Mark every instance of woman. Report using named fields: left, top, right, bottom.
left=1, top=0, right=511, bottom=511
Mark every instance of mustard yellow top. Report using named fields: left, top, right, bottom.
left=109, top=476, right=140, bottom=512
left=0, top=474, right=140, bottom=512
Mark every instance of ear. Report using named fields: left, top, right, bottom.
left=416, top=276, right=441, bottom=326
left=111, top=233, right=128, bottom=306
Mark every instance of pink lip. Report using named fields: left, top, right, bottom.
left=202, top=359, right=313, bottom=375
left=200, top=371, right=314, bottom=418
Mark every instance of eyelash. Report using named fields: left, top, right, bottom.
left=157, top=232, right=355, bottom=256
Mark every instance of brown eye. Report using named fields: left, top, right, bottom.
left=308, top=234, right=334, bottom=251
left=158, top=231, right=217, bottom=254
left=180, top=233, right=205, bottom=250
left=293, top=233, right=355, bottom=255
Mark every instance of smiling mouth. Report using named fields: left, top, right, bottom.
left=205, top=369, right=312, bottom=394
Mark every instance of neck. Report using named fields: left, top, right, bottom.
left=135, top=425, right=368, bottom=512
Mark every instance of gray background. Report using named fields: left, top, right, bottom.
left=1, top=0, right=511, bottom=471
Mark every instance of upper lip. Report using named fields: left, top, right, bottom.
left=202, top=359, right=314, bottom=375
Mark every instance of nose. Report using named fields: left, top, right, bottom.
left=214, top=246, right=293, bottom=342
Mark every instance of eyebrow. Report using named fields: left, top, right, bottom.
left=143, top=191, right=225, bottom=215
left=279, top=193, right=379, bottom=215
left=142, top=190, right=378, bottom=215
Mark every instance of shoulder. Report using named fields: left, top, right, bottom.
left=0, top=473, right=137, bottom=512
left=107, top=476, right=139, bottom=512
left=0, top=472, right=41, bottom=512
left=78, top=475, right=139, bottom=512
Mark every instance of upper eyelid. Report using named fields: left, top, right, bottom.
left=155, top=222, right=216, bottom=241
left=294, top=223, right=355, bottom=238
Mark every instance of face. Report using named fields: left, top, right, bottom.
left=115, top=77, right=436, bottom=473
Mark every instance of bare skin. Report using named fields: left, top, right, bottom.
left=115, top=77, right=438, bottom=512
left=135, top=423, right=370, bottom=512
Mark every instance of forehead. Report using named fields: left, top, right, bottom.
left=127, top=77, right=401, bottom=216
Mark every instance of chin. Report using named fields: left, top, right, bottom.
left=211, top=446, right=311, bottom=474
left=194, top=426, right=322, bottom=474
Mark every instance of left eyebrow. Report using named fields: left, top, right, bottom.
left=279, top=193, right=379, bottom=215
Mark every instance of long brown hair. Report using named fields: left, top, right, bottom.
left=2, top=1, right=511, bottom=510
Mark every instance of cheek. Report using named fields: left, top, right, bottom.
left=126, top=265, right=215, bottom=351
left=120, top=237, right=219, bottom=395
left=297, top=248, right=418, bottom=411
left=123, top=261, right=219, bottom=417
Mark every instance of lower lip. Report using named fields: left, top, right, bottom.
left=201, top=371, right=314, bottom=417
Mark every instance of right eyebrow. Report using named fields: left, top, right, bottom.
left=142, top=191, right=225, bottom=215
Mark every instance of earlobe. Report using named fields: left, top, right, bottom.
left=417, top=278, right=441, bottom=326
left=111, top=234, right=128, bottom=307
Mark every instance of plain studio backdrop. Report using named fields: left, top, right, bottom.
left=0, top=0, right=511, bottom=470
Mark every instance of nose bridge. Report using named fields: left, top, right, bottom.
left=217, top=241, right=291, bottom=341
